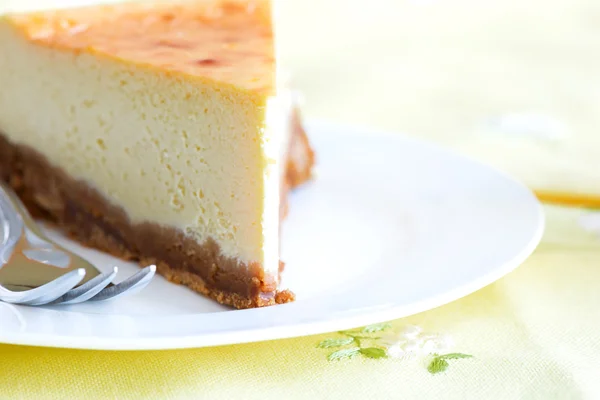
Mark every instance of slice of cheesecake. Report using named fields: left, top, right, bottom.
left=0, top=0, right=314, bottom=308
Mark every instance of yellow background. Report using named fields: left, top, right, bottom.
left=1, top=0, right=600, bottom=398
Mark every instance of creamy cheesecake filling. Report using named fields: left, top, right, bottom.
left=0, top=20, right=287, bottom=274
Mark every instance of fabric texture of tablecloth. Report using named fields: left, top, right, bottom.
left=1, top=0, right=600, bottom=398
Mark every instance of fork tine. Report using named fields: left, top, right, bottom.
left=7, top=268, right=86, bottom=306
left=51, top=267, right=119, bottom=305
left=2, top=181, right=155, bottom=306
left=88, top=265, right=156, bottom=302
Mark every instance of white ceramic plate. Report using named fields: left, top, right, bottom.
left=0, top=120, right=544, bottom=350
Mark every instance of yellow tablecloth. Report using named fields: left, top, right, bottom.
left=2, top=0, right=600, bottom=398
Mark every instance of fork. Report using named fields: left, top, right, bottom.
left=0, top=180, right=155, bottom=306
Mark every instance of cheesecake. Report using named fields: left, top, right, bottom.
left=0, top=1, right=314, bottom=308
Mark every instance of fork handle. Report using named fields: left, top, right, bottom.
left=0, top=181, right=48, bottom=240
left=0, top=182, right=23, bottom=265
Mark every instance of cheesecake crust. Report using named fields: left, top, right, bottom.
left=0, top=113, right=313, bottom=309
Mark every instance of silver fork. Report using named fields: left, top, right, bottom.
left=0, top=181, right=155, bottom=306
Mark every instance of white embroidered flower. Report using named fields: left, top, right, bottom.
left=387, top=344, right=410, bottom=359
left=400, top=325, right=422, bottom=339
left=379, top=325, right=421, bottom=346
left=378, top=325, right=454, bottom=358
left=379, top=332, right=406, bottom=348
left=423, top=333, right=454, bottom=353
left=403, top=338, right=423, bottom=355
left=579, top=212, right=600, bottom=236
left=483, top=112, right=571, bottom=141
left=421, top=339, right=438, bottom=354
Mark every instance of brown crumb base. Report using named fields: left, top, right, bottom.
left=54, top=201, right=295, bottom=309
left=69, top=212, right=295, bottom=308
left=156, top=260, right=295, bottom=308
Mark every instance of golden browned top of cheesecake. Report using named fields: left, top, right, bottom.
left=7, top=0, right=275, bottom=94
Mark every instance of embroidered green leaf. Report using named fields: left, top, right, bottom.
left=359, top=347, right=387, bottom=359
left=438, top=353, right=473, bottom=360
left=427, top=353, right=473, bottom=374
left=328, top=347, right=361, bottom=361
left=427, top=357, right=449, bottom=374
left=361, top=323, right=391, bottom=333
left=317, top=338, right=355, bottom=348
